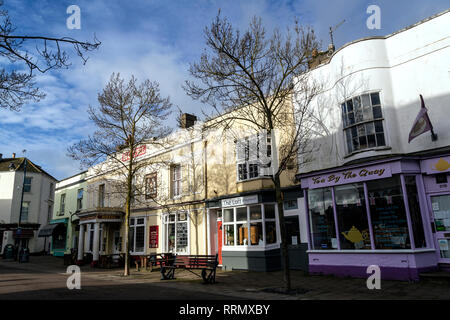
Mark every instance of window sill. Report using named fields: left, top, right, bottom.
left=307, top=248, right=435, bottom=254
left=343, top=146, right=391, bottom=159
left=237, top=176, right=272, bottom=183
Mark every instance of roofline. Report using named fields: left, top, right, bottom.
left=57, top=170, right=88, bottom=183
left=309, top=8, right=450, bottom=72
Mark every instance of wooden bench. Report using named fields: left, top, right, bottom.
left=131, top=253, right=175, bottom=271
left=160, top=254, right=218, bottom=284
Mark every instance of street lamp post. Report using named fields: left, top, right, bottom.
left=17, top=157, right=28, bottom=259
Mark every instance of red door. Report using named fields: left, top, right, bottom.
left=217, top=220, right=223, bottom=265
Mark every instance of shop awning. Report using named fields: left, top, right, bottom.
left=37, top=224, right=58, bottom=237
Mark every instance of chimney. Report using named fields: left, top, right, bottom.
left=180, top=113, right=197, bottom=129
left=12, top=153, right=16, bottom=158
left=0, top=153, right=2, bottom=160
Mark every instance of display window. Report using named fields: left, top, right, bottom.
left=308, top=188, right=336, bottom=250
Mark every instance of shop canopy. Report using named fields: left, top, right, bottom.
left=37, top=224, right=59, bottom=237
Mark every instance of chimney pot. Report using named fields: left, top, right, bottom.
left=180, top=113, right=197, bottom=129
left=12, top=153, right=16, bottom=158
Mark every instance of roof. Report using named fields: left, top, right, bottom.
left=0, top=157, right=57, bottom=181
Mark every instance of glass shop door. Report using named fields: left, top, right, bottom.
left=430, top=194, right=450, bottom=263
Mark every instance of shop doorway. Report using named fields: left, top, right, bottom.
left=429, top=193, right=450, bottom=264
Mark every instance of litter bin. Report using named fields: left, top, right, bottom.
left=3, top=244, right=14, bottom=259
left=19, top=247, right=30, bottom=263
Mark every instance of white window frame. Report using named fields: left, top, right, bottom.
left=129, top=216, right=146, bottom=255
left=171, top=164, right=182, bottom=198
left=20, top=201, right=30, bottom=222
left=222, top=203, right=280, bottom=251
left=236, top=131, right=272, bottom=182
left=162, top=211, right=190, bottom=254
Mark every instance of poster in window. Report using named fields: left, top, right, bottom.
left=149, top=225, right=158, bottom=248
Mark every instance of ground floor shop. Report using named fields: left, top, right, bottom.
left=297, top=154, right=450, bottom=281
left=206, top=188, right=308, bottom=272
left=0, top=223, right=42, bottom=254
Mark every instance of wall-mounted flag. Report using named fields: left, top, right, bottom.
left=408, top=94, right=437, bottom=143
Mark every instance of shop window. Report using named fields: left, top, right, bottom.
left=224, top=225, right=235, bottom=246
left=308, top=188, right=336, bottom=250
left=223, top=203, right=277, bottom=247
left=284, top=200, right=298, bottom=210
left=341, top=92, right=386, bottom=154
left=163, top=212, right=188, bottom=253
left=335, top=183, right=371, bottom=250
left=285, top=215, right=300, bottom=245
left=367, top=176, right=410, bottom=249
left=404, top=176, right=426, bottom=248
left=130, top=217, right=145, bottom=253
left=431, top=195, right=450, bottom=232
left=52, top=224, right=67, bottom=250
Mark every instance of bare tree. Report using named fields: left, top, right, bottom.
left=68, top=73, right=172, bottom=276
left=0, top=4, right=100, bottom=111
left=184, top=12, right=325, bottom=292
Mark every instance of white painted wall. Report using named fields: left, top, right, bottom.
left=295, top=10, right=450, bottom=174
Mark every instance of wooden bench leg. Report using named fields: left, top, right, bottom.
left=201, top=268, right=216, bottom=284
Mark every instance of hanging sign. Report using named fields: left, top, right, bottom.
left=307, top=164, right=392, bottom=189
left=149, top=225, right=158, bottom=248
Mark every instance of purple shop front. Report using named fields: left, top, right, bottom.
left=298, top=156, right=450, bottom=281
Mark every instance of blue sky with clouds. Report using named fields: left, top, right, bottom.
left=0, top=0, right=449, bottom=180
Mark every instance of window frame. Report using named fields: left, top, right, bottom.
left=76, top=188, right=84, bottom=211
left=222, top=203, right=279, bottom=250
left=145, top=172, right=158, bottom=199
left=129, top=217, right=146, bottom=255
left=171, top=164, right=182, bottom=198
left=59, top=194, right=66, bottom=215
left=341, top=91, right=387, bottom=154
left=24, top=177, right=32, bottom=193
left=307, top=173, right=428, bottom=252
left=162, top=211, right=189, bottom=254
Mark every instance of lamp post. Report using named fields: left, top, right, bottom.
left=17, top=157, right=28, bottom=259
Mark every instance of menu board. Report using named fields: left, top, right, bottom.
left=149, top=225, right=158, bottom=248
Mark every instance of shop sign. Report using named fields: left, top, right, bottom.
left=149, top=225, right=158, bottom=248
left=221, top=195, right=258, bottom=208
left=307, top=164, right=392, bottom=189
left=422, top=157, right=450, bottom=175
left=122, top=145, right=147, bottom=161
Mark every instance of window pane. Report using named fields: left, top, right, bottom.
left=223, top=209, right=234, bottom=222
left=167, top=224, right=175, bottom=252
left=250, top=222, right=263, bottom=245
left=359, top=136, right=368, bottom=149
left=373, top=106, right=382, bottom=119
left=308, top=188, right=336, bottom=250
left=176, top=222, right=188, bottom=253
left=335, top=184, right=371, bottom=250
left=265, top=221, right=277, bottom=244
left=135, top=226, right=145, bottom=252
left=367, top=176, right=411, bottom=249
left=224, top=225, right=234, bottom=246
left=376, top=133, right=386, bottom=146
left=169, top=214, right=175, bottom=222
left=238, top=163, right=248, bottom=180
left=363, top=106, right=373, bottom=121
left=283, top=200, right=298, bottom=210
left=367, top=134, right=376, bottom=148
left=370, top=92, right=380, bottom=106
left=365, top=122, right=375, bottom=134
left=130, top=218, right=135, bottom=226
left=236, top=207, right=247, bottom=221
left=361, top=94, right=371, bottom=107
left=405, top=176, right=426, bottom=248
left=249, top=163, right=259, bottom=178
left=250, top=205, right=262, bottom=220
left=347, top=112, right=355, bottom=125
left=431, top=194, right=450, bottom=232
left=237, top=223, right=248, bottom=245
left=346, top=99, right=353, bottom=112
left=286, top=216, right=300, bottom=245
left=345, top=129, right=353, bottom=153
left=341, top=103, right=346, bottom=116
left=357, top=124, right=366, bottom=136
left=264, top=204, right=275, bottom=219
left=137, top=218, right=144, bottom=225
left=374, top=120, right=384, bottom=133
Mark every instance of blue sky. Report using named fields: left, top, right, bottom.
left=0, top=0, right=449, bottom=180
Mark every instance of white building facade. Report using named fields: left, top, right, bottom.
left=0, top=154, right=56, bottom=254
left=295, top=10, right=450, bottom=280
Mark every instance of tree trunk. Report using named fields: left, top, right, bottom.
left=123, top=142, right=135, bottom=276
left=274, top=174, right=291, bottom=292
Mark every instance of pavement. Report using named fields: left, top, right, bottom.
left=1, top=256, right=450, bottom=300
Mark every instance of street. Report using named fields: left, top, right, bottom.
left=1, top=256, right=450, bottom=300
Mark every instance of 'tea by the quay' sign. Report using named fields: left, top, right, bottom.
left=307, top=164, right=392, bottom=189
